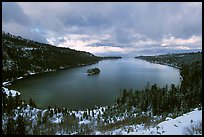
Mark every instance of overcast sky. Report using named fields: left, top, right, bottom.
left=2, top=2, right=202, bottom=56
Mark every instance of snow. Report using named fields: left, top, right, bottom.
left=165, top=117, right=173, bottom=121
left=55, top=132, right=68, bottom=135
left=2, top=87, right=20, bottom=97
left=95, top=108, right=202, bottom=135
left=70, top=132, right=78, bottom=135
left=51, top=113, right=63, bottom=124
left=79, top=119, right=91, bottom=125
left=51, top=117, right=62, bottom=124
left=21, top=47, right=35, bottom=51
left=1, top=83, right=202, bottom=135
left=17, top=77, right=23, bottom=80
left=60, top=66, right=65, bottom=69
left=2, top=81, right=11, bottom=86
left=180, top=75, right=183, bottom=81
left=95, top=131, right=101, bottom=135
left=41, top=109, right=48, bottom=117
left=154, top=108, right=202, bottom=135
left=72, top=110, right=84, bottom=119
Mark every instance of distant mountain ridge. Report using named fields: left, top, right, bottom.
left=135, top=52, right=202, bottom=68
left=2, top=32, right=101, bottom=82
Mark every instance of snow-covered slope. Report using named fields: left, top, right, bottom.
left=2, top=87, right=20, bottom=97
left=2, top=86, right=202, bottom=135
left=95, top=108, right=202, bottom=135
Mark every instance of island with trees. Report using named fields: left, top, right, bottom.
left=86, top=67, right=100, bottom=75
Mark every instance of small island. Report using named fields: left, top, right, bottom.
left=100, top=56, right=122, bottom=60
left=86, top=67, right=100, bottom=75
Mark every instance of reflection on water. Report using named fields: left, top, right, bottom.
left=9, top=58, right=180, bottom=110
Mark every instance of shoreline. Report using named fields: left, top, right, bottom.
left=135, top=58, right=181, bottom=69
left=2, top=61, right=99, bottom=87
left=2, top=57, right=182, bottom=110
left=135, top=58, right=183, bottom=82
left=3, top=57, right=123, bottom=86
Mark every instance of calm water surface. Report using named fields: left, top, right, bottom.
left=9, top=58, right=180, bottom=110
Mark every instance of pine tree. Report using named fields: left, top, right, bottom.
left=49, top=109, right=54, bottom=117
left=6, top=118, right=16, bottom=134
left=15, top=94, right=21, bottom=108
left=2, top=128, right=5, bottom=135
left=42, top=112, right=48, bottom=124
left=7, top=93, right=14, bottom=115
left=29, top=97, right=37, bottom=108
left=2, top=92, right=7, bottom=112
left=33, top=125, right=40, bottom=135
left=92, top=109, right=94, bottom=117
left=16, top=115, right=25, bottom=135
left=83, top=111, right=88, bottom=119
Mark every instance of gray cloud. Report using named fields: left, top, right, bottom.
left=2, top=2, right=202, bottom=56
left=2, top=2, right=30, bottom=25
left=2, top=2, right=48, bottom=43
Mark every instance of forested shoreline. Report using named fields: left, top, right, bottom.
left=2, top=31, right=202, bottom=135
left=2, top=32, right=121, bottom=83
left=117, top=52, right=202, bottom=116
left=2, top=52, right=202, bottom=135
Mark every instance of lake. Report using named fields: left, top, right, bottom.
left=9, top=58, right=181, bottom=110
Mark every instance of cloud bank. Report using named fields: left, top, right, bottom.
left=2, top=2, right=202, bottom=56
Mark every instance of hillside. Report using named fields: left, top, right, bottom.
left=134, top=52, right=202, bottom=111
left=2, top=32, right=101, bottom=82
left=2, top=35, right=202, bottom=135
left=135, top=52, right=202, bottom=68
left=2, top=86, right=202, bottom=135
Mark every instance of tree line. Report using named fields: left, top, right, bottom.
left=2, top=51, right=202, bottom=134
left=2, top=32, right=101, bottom=82
left=115, top=52, right=202, bottom=116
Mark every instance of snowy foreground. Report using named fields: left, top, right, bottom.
left=2, top=87, right=202, bottom=135
left=2, top=87, right=20, bottom=97
left=94, top=108, right=202, bottom=135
